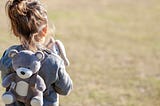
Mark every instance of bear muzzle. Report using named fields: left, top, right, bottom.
left=16, top=68, right=33, bottom=79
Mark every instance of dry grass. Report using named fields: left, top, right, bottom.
left=0, top=0, right=160, bottom=106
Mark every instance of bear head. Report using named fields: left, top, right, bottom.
left=8, top=49, right=44, bottom=79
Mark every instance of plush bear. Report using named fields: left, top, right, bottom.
left=2, top=49, right=46, bottom=106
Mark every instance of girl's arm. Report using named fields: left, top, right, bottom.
left=54, top=62, right=73, bottom=95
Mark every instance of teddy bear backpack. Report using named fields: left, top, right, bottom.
left=2, top=49, right=46, bottom=106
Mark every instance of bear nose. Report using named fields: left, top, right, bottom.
left=21, top=71, right=25, bottom=75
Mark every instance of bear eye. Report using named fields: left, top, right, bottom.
left=26, top=67, right=30, bottom=69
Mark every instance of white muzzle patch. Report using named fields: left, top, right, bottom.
left=16, top=68, right=33, bottom=79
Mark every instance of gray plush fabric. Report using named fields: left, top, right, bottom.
left=2, top=50, right=46, bottom=105
left=0, top=45, right=73, bottom=106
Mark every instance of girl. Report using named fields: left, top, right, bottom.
left=0, top=0, right=73, bottom=106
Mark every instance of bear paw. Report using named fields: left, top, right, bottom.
left=2, top=94, right=14, bottom=104
left=31, top=97, right=42, bottom=106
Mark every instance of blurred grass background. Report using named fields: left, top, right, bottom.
left=0, top=0, right=160, bottom=106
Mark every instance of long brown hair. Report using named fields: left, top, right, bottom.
left=5, top=0, right=48, bottom=51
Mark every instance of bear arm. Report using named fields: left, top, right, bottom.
left=2, top=73, right=16, bottom=88
left=36, top=75, right=46, bottom=91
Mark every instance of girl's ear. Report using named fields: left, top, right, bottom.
left=40, top=25, right=47, bottom=37
left=42, top=26, right=47, bottom=36
left=8, top=49, right=18, bottom=58
left=35, top=51, right=44, bottom=61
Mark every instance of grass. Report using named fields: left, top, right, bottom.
left=0, top=0, right=160, bottom=106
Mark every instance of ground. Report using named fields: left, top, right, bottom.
left=0, top=0, right=160, bottom=106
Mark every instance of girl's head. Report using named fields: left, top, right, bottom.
left=6, top=0, right=48, bottom=50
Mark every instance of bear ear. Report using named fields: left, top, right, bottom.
left=35, top=51, right=44, bottom=61
left=8, top=49, right=18, bottom=58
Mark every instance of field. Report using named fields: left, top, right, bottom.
left=0, top=0, right=160, bottom=106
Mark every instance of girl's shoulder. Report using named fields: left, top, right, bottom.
left=0, top=45, right=23, bottom=79
left=41, top=48, right=63, bottom=62
left=1, top=45, right=22, bottom=59
left=3, top=45, right=23, bottom=54
left=0, top=45, right=23, bottom=62
left=41, top=48, right=64, bottom=68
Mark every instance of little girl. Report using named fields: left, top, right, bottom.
left=0, top=0, right=72, bottom=106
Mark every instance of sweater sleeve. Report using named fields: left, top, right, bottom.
left=0, top=49, right=12, bottom=79
left=54, top=62, right=73, bottom=95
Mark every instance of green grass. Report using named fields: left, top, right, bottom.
left=0, top=0, right=160, bottom=106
